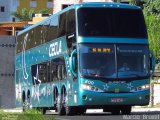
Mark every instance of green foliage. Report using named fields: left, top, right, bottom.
left=143, top=0, right=160, bottom=63
left=144, top=15, right=160, bottom=62
left=0, top=109, right=55, bottom=120
left=129, top=0, right=137, bottom=5
left=144, top=0, right=160, bottom=15
left=39, top=9, right=49, bottom=14
left=11, top=8, right=49, bottom=22
left=11, top=8, right=35, bottom=21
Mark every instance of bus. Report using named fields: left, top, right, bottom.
left=15, top=2, right=155, bottom=115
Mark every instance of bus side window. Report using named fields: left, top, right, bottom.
left=47, top=61, right=51, bottom=82
left=39, top=62, right=48, bottom=83
left=66, top=9, right=76, bottom=54
left=51, top=60, right=58, bottom=82
left=34, top=25, right=42, bottom=46
left=48, top=16, right=59, bottom=41
left=27, top=29, right=35, bottom=50
left=57, top=65, right=62, bottom=80
left=41, top=20, right=50, bottom=43
left=66, top=9, right=76, bottom=36
left=62, top=65, right=67, bottom=80
left=58, top=12, right=66, bottom=37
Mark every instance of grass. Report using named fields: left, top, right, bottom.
left=0, top=109, right=55, bottom=120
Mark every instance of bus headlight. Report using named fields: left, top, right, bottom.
left=80, top=84, right=104, bottom=92
left=131, top=84, right=150, bottom=92
left=139, top=84, right=150, bottom=90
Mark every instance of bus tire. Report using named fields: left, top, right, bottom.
left=121, top=106, right=131, bottom=115
left=42, top=108, right=47, bottom=114
left=22, top=92, right=26, bottom=112
left=57, top=94, right=65, bottom=115
left=65, top=106, right=74, bottom=115
left=27, top=92, right=31, bottom=110
left=54, top=88, right=58, bottom=112
left=111, top=109, right=120, bottom=115
left=76, top=107, right=86, bottom=115
left=63, top=89, right=75, bottom=115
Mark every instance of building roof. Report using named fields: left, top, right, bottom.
left=0, top=22, right=28, bottom=27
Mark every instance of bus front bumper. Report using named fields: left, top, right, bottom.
left=78, top=90, right=150, bottom=106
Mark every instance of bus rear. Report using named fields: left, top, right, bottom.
left=69, top=3, right=153, bottom=115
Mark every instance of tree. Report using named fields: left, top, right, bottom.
left=39, top=9, right=49, bottom=14
left=12, top=8, right=35, bottom=21
left=143, top=0, right=160, bottom=63
left=144, top=0, right=160, bottom=15
left=12, top=8, right=49, bottom=22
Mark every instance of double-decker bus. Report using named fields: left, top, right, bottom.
left=15, top=2, right=155, bottom=115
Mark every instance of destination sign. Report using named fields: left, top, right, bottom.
left=91, top=48, right=111, bottom=53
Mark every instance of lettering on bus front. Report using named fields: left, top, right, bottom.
left=49, top=41, right=62, bottom=57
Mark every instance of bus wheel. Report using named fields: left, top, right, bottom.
left=22, top=100, right=27, bottom=112
left=121, top=106, right=132, bottom=115
left=57, top=94, right=65, bottom=115
left=42, top=108, right=47, bottom=114
left=54, top=89, right=58, bottom=112
left=111, top=109, right=120, bottom=115
left=76, top=107, right=86, bottom=115
left=22, top=93, right=26, bottom=112
left=27, top=94, right=32, bottom=110
left=63, top=92, right=74, bottom=115
left=65, top=106, right=75, bottom=115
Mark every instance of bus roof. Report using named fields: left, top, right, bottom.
left=17, top=2, right=141, bottom=36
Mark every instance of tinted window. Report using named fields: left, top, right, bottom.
left=41, top=20, right=50, bottom=43
left=117, top=45, right=149, bottom=78
left=78, top=8, right=147, bottom=38
left=51, top=57, right=66, bottom=81
left=80, top=44, right=116, bottom=79
left=58, top=13, right=66, bottom=37
left=67, top=9, right=76, bottom=35
left=39, top=62, right=48, bottom=83
left=80, top=44, right=149, bottom=80
left=34, top=25, right=42, bottom=46
left=48, top=16, right=59, bottom=41
left=16, top=30, right=34, bottom=53
left=27, top=29, right=35, bottom=49
left=31, top=61, right=50, bottom=84
left=66, top=9, right=76, bottom=52
left=16, top=35, right=23, bottom=53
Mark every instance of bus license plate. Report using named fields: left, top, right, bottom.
left=111, top=98, right=123, bottom=103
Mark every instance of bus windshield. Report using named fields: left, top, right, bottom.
left=78, top=8, right=147, bottom=38
left=79, top=44, right=149, bottom=80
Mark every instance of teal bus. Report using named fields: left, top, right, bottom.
left=15, top=2, right=155, bottom=115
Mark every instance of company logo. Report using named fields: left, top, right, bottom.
left=49, top=41, right=62, bottom=57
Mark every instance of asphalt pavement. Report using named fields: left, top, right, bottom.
left=2, top=107, right=160, bottom=120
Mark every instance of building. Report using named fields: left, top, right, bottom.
left=0, top=14, right=48, bottom=108
left=0, top=14, right=49, bottom=36
left=0, top=36, right=16, bottom=108
left=53, top=0, right=113, bottom=13
left=0, top=0, right=19, bottom=22
left=17, top=0, right=53, bottom=14
left=53, top=0, right=145, bottom=13
left=0, top=22, right=27, bottom=36
left=0, top=0, right=53, bottom=22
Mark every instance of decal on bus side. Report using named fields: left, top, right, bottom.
left=22, top=33, right=29, bottom=80
left=49, top=41, right=62, bottom=57
left=85, top=80, right=94, bottom=85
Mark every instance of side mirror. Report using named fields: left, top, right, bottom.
left=150, top=50, right=156, bottom=77
left=69, top=49, right=77, bottom=77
